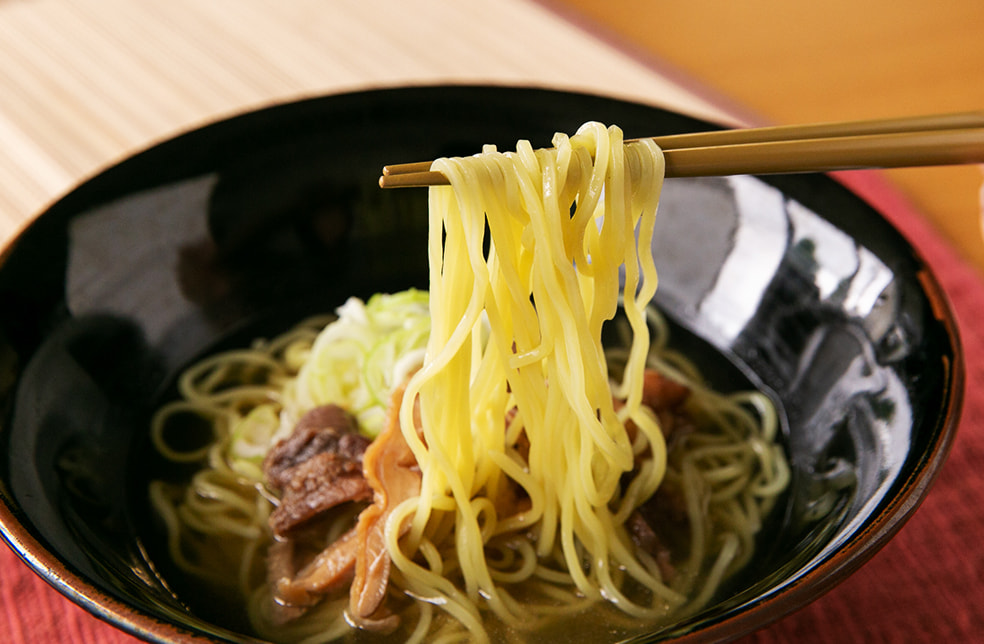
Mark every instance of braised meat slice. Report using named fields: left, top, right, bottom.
left=641, top=368, right=693, bottom=440
left=263, top=405, right=373, bottom=536
left=625, top=369, right=697, bottom=583
left=641, top=368, right=690, bottom=411
left=269, top=452, right=373, bottom=536
left=264, top=405, right=366, bottom=488
left=627, top=509, right=677, bottom=583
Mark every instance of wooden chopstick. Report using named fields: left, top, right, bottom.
left=379, top=110, right=984, bottom=188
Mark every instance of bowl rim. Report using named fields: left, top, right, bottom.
left=0, top=497, right=224, bottom=643
left=666, top=259, right=964, bottom=642
left=0, top=83, right=966, bottom=644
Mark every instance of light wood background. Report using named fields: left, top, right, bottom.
left=553, top=0, right=984, bottom=273
left=0, top=0, right=734, bottom=251
left=2, top=1, right=981, bottom=274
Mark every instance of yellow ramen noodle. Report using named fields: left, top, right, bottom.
left=149, top=123, right=789, bottom=644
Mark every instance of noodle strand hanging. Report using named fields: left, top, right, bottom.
left=148, top=123, right=789, bottom=644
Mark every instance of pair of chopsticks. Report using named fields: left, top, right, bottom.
left=379, top=110, right=984, bottom=188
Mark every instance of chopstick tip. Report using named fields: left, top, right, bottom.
left=379, top=169, right=450, bottom=188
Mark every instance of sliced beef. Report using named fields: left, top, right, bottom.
left=264, top=405, right=366, bottom=489
left=624, top=369, right=698, bottom=583
left=641, top=368, right=694, bottom=441
left=269, top=452, right=373, bottom=536
left=641, top=368, right=690, bottom=411
left=262, top=405, right=375, bottom=622
left=265, top=538, right=309, bottom=624
left=627, top=510, right=676, bottom=583
left=264, top=404, right=372, bottom=537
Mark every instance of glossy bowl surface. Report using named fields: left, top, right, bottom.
left=0, top=86, right=962, bottom=643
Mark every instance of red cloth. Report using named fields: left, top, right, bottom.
left=2, top=170, right=982, bottom=642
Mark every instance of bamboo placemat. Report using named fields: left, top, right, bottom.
left=0, top=0, right=735, bottom=247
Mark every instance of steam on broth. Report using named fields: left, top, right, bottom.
left=149, top=123, right=789, bottom=643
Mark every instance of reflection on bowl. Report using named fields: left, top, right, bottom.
left=0, top=86, right=961, bottom=643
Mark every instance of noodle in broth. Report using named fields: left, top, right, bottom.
left=149, top=123, right=789, bottom=643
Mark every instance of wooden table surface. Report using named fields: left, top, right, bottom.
left=0, top=0, right=737, bottom=250
left=552, top=0, right=984, bottom=273
left=3, top=1, right=981, bottom=272
left=5, top=1, right=983, bottom=273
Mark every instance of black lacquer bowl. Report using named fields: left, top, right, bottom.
left=0, top=86, right=962, bottom=643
